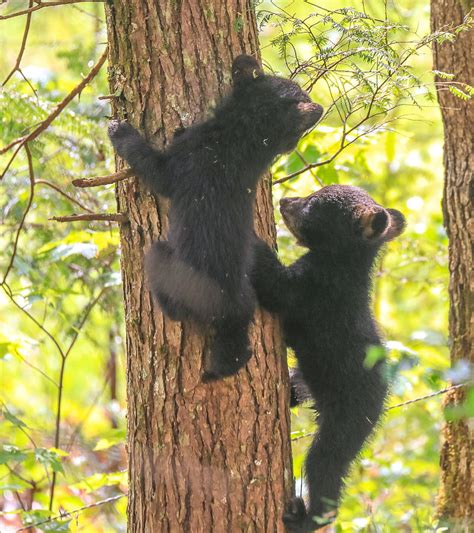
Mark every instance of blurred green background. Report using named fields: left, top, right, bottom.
left=0, top=0, right=462, bottom=531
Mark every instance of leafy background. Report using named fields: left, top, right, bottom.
left=0, top=0, right=470, bottom=531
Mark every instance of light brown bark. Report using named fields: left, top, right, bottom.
left=431, top=0, right=473, bottom=526
left=104, top=1, right=292, bottom=531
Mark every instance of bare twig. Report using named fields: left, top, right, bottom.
left=1, top=401, right=38, bottom=449
left=264, top=5, right=471, bottom=188
left=36, top=179, right=93, bottom=212
left=0, top=283, right=66, bottom=359
left=2, top=144, right=35, bottom=284
left=2, top=0, right=34, bottom=86
left=50, top=213, right=127, bottom=223
left=1, top=285, right=112, bottom=507
left=273, top=151, right=341, bottom=185
left=387, top=382, right=469, bottom=410
left=66, top=374, right=110, bottom=452
left=0, top=47, right=108, bottom=178
left=71, top=3, right=104, bottom=21
left=16, top=493, right=126, bottom=532
left=0, top=0, right=104, bottom=21
left=274, top=106, right=406, bottom=185
left=17, top=67, right=38, bottom=98
left=291, top=382, right=471, bottom=442
left=65, top=289, right=107, bottom=360
left=4, top=464, right=37, bottom=489
left=1, top=144, right=23, bottom=181
left=49, top=288, right=107, bottom=510
left=97, top=94, right=118, bottom=100
left=294, top=150, right=324, bottom=186
left=72, top=168, right=133, bottom=188
left=10, top=349, right=59, bottom=388
left=48, top=355, right=67, bottom=511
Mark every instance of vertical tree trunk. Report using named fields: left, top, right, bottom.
left=104, top=2, right=292, bottom=531
left=431, top=0, right=473, bottom=524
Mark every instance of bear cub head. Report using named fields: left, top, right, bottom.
left=280, top=184, right=405, bottom=251
left=231, top=55, right=324, bottom=153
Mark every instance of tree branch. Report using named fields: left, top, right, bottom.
left=72, top=168, right=133, bottom=188
left=16, top=494, right=126, bottom=532
left=50, top=213, right=127, bottom=223
left=0, top=46, right=108, bottom=179
left=36, top=179, right=93, bottom=212
left=273, top=150, right=341, bottom=185
left=0, top=282, right=66, bottom=360
left=2, top=0, right=34, bottom=86
left=49, top=288, right=107, bottom=511
left=0, top=0, right=104, bottom=21
left=2, top=144, right=35, bottom=284
left=291, top=382, right=471, bottom=442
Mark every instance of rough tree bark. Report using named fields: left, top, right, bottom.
left=104, top=1, right=292, bottom=531
left=431, top=0, right=473, bottom=525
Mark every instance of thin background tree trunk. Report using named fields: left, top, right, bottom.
left=431, top=0, right=473, bottom=524
left=104, top=1, right=292, bottom=531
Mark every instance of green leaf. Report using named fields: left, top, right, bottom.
left=35, top=448, right=65, bottom=474
left=302, top=144, right=322, bottom=162
left=3, top=411, right=28, bottom=429
left=71, top=471, right=126, bottom=493
left=94, top=428, right=126, bottom=451
left=0, top=341, right=10, bottom=359
left=466, top=388, right=474, bottom=418
left=0, top=334, right=18, bottom=359
left=432, top=70, right=455, bottom=80
left=50, top=243, right=98, bottom=261
left=448, top=86, right=472, bottom=101
left=0, top=481, right=30, bottom=491
left=0, top=445, right=28, bottom=465
left=317, top=163, right=339, bottom=184
left=363, top=345, right=386, bottom=369
left=40, top=519, right=71, bottom=532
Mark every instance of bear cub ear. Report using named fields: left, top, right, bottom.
left=232, top=55, right=264, bottom=84
left=358, top=206, right=406, bottom=241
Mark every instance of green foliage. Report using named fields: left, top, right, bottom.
left=0, top=0, right=472, bottom=531
left=261, top=0, right=472, bottom=529
left=0, top=4, right=126, bottom=531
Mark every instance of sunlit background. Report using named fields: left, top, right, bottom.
left=0, top=0, right=465, bottom=530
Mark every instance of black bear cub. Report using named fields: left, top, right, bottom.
left=108, top=55, right=323, bottom=381
left=252, top=185, right=405, bottom=531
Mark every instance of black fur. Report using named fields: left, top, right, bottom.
left=251, top=185, right=405, bottom=531
left=108, top=55, right=323, bottom=381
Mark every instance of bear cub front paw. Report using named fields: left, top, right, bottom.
left=108, top=120, right=142, bottom=159
left=108, top=119, right=135, bottom=139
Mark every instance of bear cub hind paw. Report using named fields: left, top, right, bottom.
left=202, top=340, right=252, bottom=382
left=283, top=497, right=333, bottom=532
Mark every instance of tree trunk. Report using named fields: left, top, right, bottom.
left=104, top=2, right=292, bottom=531
left=431, top=0, right=473, bottom=525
